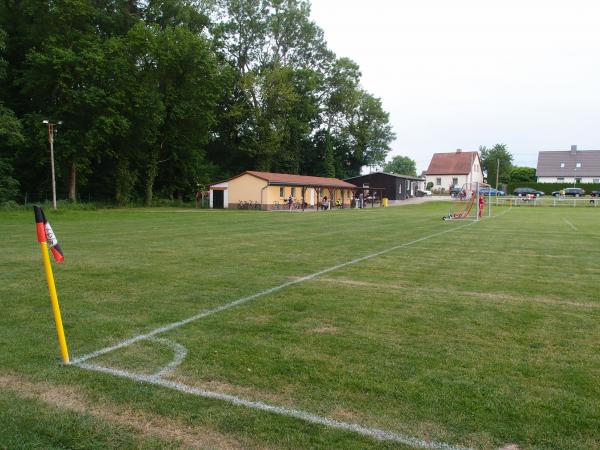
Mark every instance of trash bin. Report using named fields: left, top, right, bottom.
left=382, top=198, right=388, bottom=208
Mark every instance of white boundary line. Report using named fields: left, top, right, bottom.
left=148, top=337, right=188, bottom=378
left=70, top=215, right=513, bottom=448
left=77, top=361, right=472, bottom=450
left=563, top=217, right=578, bottom=231
left=72, top=221, right=476, bottom=365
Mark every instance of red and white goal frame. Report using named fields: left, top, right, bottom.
left=443, top=181, right=492, bottom=221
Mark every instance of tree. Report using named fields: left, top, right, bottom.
left=0, top=27, right=23, bottom=202
left=0, top=0, right=396, bottom=203
left=510, top=166, right=536, bottom=183
left=383, top=155, right=416, bottom=176
left=479, top=144, right=513, bottom=186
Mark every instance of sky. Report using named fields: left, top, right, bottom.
left=309, top=0, right=600, bottom=173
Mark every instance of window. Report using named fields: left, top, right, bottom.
left=575, top=178, right=582, bottom=183
left=557, top=177, right=564, bottom=182
left=594, top=179, right=600, bottom=183
left=452, top=177, right=458, bottom=186
left=560, top=162, right=565, bottom=168
left=436, top=178, right=441, bottom=186
left=576, top=162, right=581, bottom=168
left=291, top=187, right=296, bottom=197
left=279, top=187, right=284, bottom=197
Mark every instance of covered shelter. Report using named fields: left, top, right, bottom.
left=209, top=171, right=357, bottom=210
left=345, top=172, right=425, bottom=201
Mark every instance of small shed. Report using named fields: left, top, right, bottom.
left=344, top=172, right=425, bottom=200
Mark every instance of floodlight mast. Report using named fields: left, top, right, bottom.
left=43, top=120, right=61, bottom=210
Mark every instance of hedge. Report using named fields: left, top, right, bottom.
left=506, top=182, right=600, bottom=195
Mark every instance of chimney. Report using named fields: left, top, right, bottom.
left=571, top=145, right=577, bottom=154
left=456, top=149, right=462, bottom=153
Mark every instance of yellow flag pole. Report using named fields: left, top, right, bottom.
left=35, top=206, right=69, bottom=364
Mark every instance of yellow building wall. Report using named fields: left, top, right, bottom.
left=267, top=186, right=354, bottom=207
left=228, top=174, right=355, bottom=209
left=228, top=174, right=268, bottom=205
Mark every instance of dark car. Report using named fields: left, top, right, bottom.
left=551, top=187, right=586, bottom=197
left=590, top=190, right=600, bottom=198
left=449, top=185, right=464, bottom=197
left=513, top=187, right=543, bottom=197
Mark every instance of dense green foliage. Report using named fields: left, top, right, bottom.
left=382, top=155, right=416, bottom=176
left=1, top=205, right=599, bottom=448
left=509, top=166, right=536, bottom=182
left=479, top=144, right=540, bottom=187
left=0, top=0, right=394, bottom=204
left=506, top=181, right=600, bottom=195
left=479, top=143, right=513, bottom=185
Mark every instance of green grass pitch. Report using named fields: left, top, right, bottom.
left=0, top=203, right=599, bottom=449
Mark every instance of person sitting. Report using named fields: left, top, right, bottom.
left=322, top=196, right=330, bottom=210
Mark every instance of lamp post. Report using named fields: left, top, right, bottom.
left=43, top=120, right=62, bottom=209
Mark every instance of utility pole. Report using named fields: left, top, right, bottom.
left=43, top=120, right=61, bottom=210
left=495, top=159, right=500, bottom=191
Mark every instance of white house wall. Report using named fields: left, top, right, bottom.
left=538, top=176, right=600, bottom=183
left=427, top=174, right=469, bottom=190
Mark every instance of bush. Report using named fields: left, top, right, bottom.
left=0, top=200, right=21, bottom=210
left=0, top=159, right=19, bottom=202
left=507, top=181, right=600, bottom=195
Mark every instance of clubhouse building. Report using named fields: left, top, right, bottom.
left=209, top=171, right=357, bottom=210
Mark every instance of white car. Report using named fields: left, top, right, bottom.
left=417, top=189, right=432, bottom=197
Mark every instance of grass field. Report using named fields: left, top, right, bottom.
left=1, top=203, right=599, bottom=449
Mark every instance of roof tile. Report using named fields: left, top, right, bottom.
left=214, top=171, right=356, bottom=188
left=537, top=150, right=600, bottom=177
left=426, top=151, right=479, bottom=175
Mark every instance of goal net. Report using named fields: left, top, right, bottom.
left=443, top=181, right=490, bottom=221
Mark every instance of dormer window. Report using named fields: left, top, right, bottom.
left=576, top=162, right=581, bottom=168
left=560, top=162, right=565, bottom=168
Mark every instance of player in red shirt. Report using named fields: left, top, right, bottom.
left=478, top=194, right=485, bottom=218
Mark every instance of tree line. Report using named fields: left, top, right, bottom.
left=0, top=0, right=395, bottom=204
left=479, top=144, right=536, bottom=186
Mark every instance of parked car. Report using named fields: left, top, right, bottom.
left=449, top=185, right=464, bottom=197
left=513, top=187, right=543, bottom=197
left=589, top=190, right=599, bottom=198
left=416, top=189, right=432, bottom=197
left=479, top=187, right=505, bottom=196
left=551, top=187, right=586, bottom=197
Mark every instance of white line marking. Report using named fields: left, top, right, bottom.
left=72, top=216, right=512, bottom=447
left=563, top=217, right=578, bottom=231
left=148, top=338, right=188, bottom=377
left=72, top=222, right=476, bottom=365
left=76, top=362, right=471, bottom=450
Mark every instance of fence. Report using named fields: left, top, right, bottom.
left=494, top=196, right=599, bottom=208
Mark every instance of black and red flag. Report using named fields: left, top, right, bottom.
left=34, top=206, right=65, bottom=263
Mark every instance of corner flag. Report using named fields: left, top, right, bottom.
left=33, top=205, right=69, bottom=363
left=34, top=206, right=65, bottom=262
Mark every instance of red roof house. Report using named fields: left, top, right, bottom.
left=425, top=150, right=483, bottom=191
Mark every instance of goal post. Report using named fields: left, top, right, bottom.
left=443, top=181, right=491, bottom=221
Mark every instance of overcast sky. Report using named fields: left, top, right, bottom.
left=309, top=0, right=600, bottom=173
